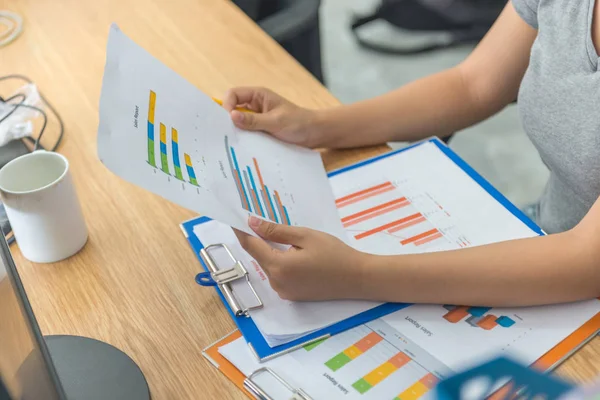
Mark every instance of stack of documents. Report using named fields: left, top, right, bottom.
left=181, top=138, right=546, bottom=359
left=203, top=297, right=600, bottom=400
left=191, top=218, right=392, bottom=348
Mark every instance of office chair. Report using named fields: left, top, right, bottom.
left=0, top=378, right=10, bottom=400
left=233, top=0, right=325, bottom=84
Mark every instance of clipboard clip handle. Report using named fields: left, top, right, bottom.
left=195, top=271, right=217, bottom=286
left=244, top=367, right=313, bottom=400
left=197, top=243, right=263, bottom=317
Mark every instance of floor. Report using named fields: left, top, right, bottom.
left=319, top=0, right=549, bottom=207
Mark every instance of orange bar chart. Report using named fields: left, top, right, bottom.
left=400, top=228, right=439, bottom=246
left=443, top=306, right=469, bottom=323
left=355, top=213, right=423, bottom=240
left=395, top=373, right=438, bottom=400
left=388, top=216, right=426, bottom=233
left=342, top=197, right=408, bottom=226
left=415, top=231, right=443, bottom=246
left=335, top=182, right=395, bottom=208
left=325, top=331, right=383, bottom=371
left=352, top=352, right=412, bottom=394
left=273, top=190, right=290, bottom=225
left=477, top=315, right=499, bottom=330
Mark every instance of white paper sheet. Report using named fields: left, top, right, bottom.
left=97, top=24, right=344, bottom=238
left=219, top=327, right=439, bottom=400
left=193, top=221, right=382, bottom=344
left=189, top=140, right=549, bottom=346
left=328, top=141, right=538, bottom=255
left=380, top=300, right=600, bottom=372
left=219, top=296, right=600, bottom=400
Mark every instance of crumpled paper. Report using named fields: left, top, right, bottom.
left=0, top=83, right=43, bottom=147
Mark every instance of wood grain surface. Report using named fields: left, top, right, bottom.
left=0, top=0, right=598, bottom=398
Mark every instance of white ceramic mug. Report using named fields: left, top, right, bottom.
left=0, top=151, right=88, bottom=263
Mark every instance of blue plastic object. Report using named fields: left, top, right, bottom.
left=435, top=357, right=574, bottom=400
left=195, top=271, right=217, bottom=287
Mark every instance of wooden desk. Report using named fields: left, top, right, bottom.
left=1, top=0, right=600, bottom=398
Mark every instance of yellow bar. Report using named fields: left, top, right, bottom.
left=184, top=153, right=192, bottom=167
left=343, top=345, right=362, bottom=359
left=398, top=381, right=429, bottom=400
left=172, top=128, right=178, bottom=143
left=364, top=362, right=397, bottom=386
left=148, top=90, right=156, bottom=124
left=160, top=123, right=166, bottom=144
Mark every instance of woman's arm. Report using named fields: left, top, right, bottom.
left=313, top=2, right=538, bottom=148
left=367, top=224, right=597, bottom=307
left=235, top=196, right=600, bottom=306
left=366, top=196, right=600, bottom=307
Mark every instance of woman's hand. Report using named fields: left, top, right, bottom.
left=222, top=87, right=322, bottom=148
left=234, top=216, right=368, bottom=301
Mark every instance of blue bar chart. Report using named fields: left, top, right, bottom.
left=225, top=135, right=292, bottom=224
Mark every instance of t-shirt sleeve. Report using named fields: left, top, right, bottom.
left=512, top=0, right=539, bottom=29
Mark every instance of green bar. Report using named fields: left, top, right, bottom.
left=190, top=177, right=199, bottom=186
left=148, top=139, right=156, bottom=167
left=161, top=153, right=170, bottom=175
left=303, top=338, right=327, bottom=351
left=352, top=378, right=373, bottom=394
left=325, top=352, right=352, bottom=371
left=174, top=165, right=184, bottom=181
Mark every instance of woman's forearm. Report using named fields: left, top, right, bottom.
left=313, top=67, right=500, bottom=148
left=362, top=229, right=600, bottom=306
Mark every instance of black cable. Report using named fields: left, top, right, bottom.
left=0, top=92, right=26, bottom=125
left=0, top=103, right=48, bottom=150
left=0, top=74, right=64, bottom=151
left=2, top=93, right=26, bottom=103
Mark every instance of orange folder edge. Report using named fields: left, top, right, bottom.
left=488, top=311, right=600, bottom=400
left=202, top=330, right=254, bottom=399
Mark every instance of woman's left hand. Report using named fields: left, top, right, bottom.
left=234, top=216, right=368, bottom=301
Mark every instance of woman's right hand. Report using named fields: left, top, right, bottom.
left=222, top=87, right=321, bottom=148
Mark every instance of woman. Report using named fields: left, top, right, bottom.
left=224, top=0, right=600, bottom=307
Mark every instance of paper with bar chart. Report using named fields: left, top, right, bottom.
left=217, top=298, right=600, bottom=400
left=329, top=141, right=539, bottom=255
left=379, top=299, right=600, bottom=372
left=192, top=219, right=383, bottom=345
left=219, top=325, right=442, bottom=400
left=97, top=24, right=344, bottom=238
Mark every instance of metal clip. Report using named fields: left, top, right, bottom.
left=244, top=368, right=313, bottom=400
left=199, top=243, right=263, bottom=317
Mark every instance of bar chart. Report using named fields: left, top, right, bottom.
left=352, top=351, right=411, bottom=394
left=159, top=123, right=169, bottom=175
left=225, top=135, right=292, bottom=225
left=335, top=180, right=456, bottom=254
left=325, top=331, right=384, bottom=371
left=171, top=128, right=184, bottom=181
left=286, top=325, right=438, bottom=399
left=147, top=90, right=157, bottom=167
left=395, top=373, right=438, bottom=400
left=442, top=305, right=516, bottom=330
left=145, top=90, right=200, bottom=187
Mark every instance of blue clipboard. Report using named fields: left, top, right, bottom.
left=181, top=137, right=543, bottom=361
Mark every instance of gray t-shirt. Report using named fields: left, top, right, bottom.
left=513, top=0, right=600, bottom=233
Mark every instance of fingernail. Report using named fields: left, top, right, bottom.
left=231, top=110, right=244, bottom=124
left=249, top=216, right=261, bottom=229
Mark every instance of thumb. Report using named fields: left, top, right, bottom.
left=249, top=216, right=305, bottom=246
left=231, top=110, right=279, bottom=132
